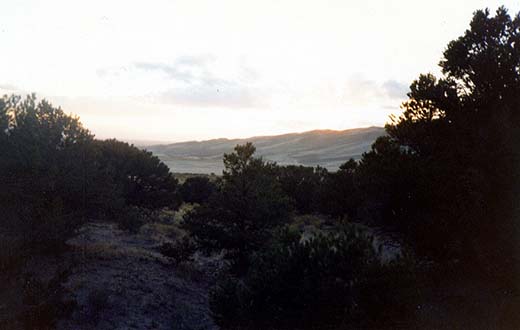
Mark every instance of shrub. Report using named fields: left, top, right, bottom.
left=158, top=236, right=197, bottom=264
left=116, top=206, right=150, bottom=233
left=180, top=176, right=216, bottom=204
left=20, top=271, right=76, bottom=330
left=318, top=159, right=360, bottom=218
left=183, top=143, right=291, bottom=273
left=210, top=226, right=419, bottom=329
left=95, top=139, right=182, bottom=210
left=0, top=95, right=98, bottom=257
left=276, top=165, right=326, bottom=214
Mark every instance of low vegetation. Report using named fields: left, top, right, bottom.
left=0, top=95, right=180, bottom=328
left=1, top=6, right=520, bottom=329
left=210, top=226, right=418, bottom=329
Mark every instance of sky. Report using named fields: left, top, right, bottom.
left=1, top=1, right=518, bottom=143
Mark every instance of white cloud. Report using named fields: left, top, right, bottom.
left=0, top=84, right=19, bottom=92
left=1, top=0, right=518, bottom=141
left=96, top=56, right=264, bottom=109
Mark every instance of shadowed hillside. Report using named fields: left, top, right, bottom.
left=147, top=127, right=384, bottom=174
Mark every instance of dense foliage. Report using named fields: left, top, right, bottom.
left=0, top=95, right=181, bottom=257
left=183, top=143, right=291, bottom=271
left=210, top=226, right=418, bottom=329
left=96, top=139, right=181, bottom=211
left=2, top=6, right=520, bottom=329
left=179, top=176, right=216, bottom=204
left=276, top=165, right=325, bottom=214
left=0, top=95, right=101, bottom=256
left=276, top=162, right=359, bottom=218
left=274, top=7, right=520, bottom=283
left=319, top=159, right=359, bottom=218
left=0, top=95, right=181, bottom=328
left=361, top=7, right=520, bottom=280
left=186, top=7, right=520, bottom=329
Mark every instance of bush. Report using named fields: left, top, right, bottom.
left=210, top=226, right=419, bottom=329
left=116, top=206, right=150, bottom=233
left=277, top=165, right=326, bottom=214
left=158, top=236, right=197, bottom=264
left=20, top=271, right=76, bottom=330
left=180, top=176, right=216, bottom=204
left=0, top=95, right=98, bottom=257
left=0, top=94, right=182, bottom=327
left=183, top=143, right=291, bottom=273
left=318, top=159, right=360, bottom=218
left=96, top=139, right=182, bottom=210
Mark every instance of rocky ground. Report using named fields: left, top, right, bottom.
left=57, top=222, right=219, bottom=330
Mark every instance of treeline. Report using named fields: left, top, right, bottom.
left=1, top=6, right=519, bottom=329
left=180, top=7, right=520, bottom=329
left=0, top=94, right=180, bottom=263
left=179, top=144, right=419, bottom=328
left=0, top=95, right=180, bottom=328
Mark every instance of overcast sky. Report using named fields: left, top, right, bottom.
left=1, top=1, right=518, bottom=142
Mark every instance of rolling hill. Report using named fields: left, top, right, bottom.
left=146, top=126, right=385, bottom=174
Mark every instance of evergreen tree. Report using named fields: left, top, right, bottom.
left=183, top=143, right=291, bottom=272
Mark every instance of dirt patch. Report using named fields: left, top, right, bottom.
left=57, top=222, right=218, bottom=330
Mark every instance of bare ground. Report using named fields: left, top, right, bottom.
left=57, top=222, right=219, bottom=330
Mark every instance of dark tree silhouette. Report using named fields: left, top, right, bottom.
left=183, top=143, right=291, bottom=272
left=180, top=176, right=216, bottom=204
left=277, top=165, right=325, bottom=214
left=319, top=159, right=360, bottom=218
left=96, top=139, right=181, bottom=211
left=361, top=7, right=520, bottom=281
left=0, top=94, right=182, bottom=257
left=210, top=226, right=418, bottom=329
left=0, top=94, right=101, bottom=253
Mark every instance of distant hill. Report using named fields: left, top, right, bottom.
left=146, top=126, right=385, bottom=174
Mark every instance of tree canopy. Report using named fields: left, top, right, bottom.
left=366, top=6, right=520, bottom=278
left=183, top=143, right=291, bottom=271
left=0, top=94, right=181, bottom=255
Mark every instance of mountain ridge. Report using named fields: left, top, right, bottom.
left=152, top=127, right=380, bottom=145
left=146, top=126, right=385, bottom=174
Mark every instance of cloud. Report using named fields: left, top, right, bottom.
left=133, top=62, right=195, bottom=84
left=342, top=76, right=408, bottom=108
left=129, top=56, right=262, bottom=108
left=0, top=83, right=19, bottom=92
left=96, top=55, right=265, bottom=108
left=160, top=82, right=256, bottom=109
left=96, top=66, right=132, bottom=78
left=132, top=55, right=219, bottom=85
left=382, top=80, right=408, bottom=99
left=175, top=54, right=216, bottom=67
